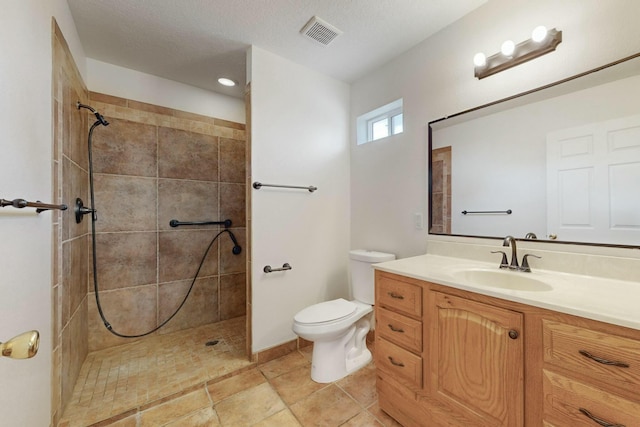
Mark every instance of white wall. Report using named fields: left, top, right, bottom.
left=248, top=46, right=350, bottom=352
left=0, top=1, right=84, bottom=425
left=87, top=59, right=246, bottom=124
left=351, top=0, right=640, bottom=259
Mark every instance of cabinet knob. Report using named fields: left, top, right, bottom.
left=508, top=330, right=519, bottom=339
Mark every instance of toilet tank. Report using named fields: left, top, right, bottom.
left=349, top=250, right=395, bottom=304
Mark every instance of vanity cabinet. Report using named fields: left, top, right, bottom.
left=542, top=319, right=640, bottom=426
left=428, top=292, right=524, bottom=426
left=374, top=270, right=640, bottom=427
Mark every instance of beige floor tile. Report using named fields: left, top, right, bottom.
left=162, top=407, right=221, bottom=426
left=366, top=403, right=403, bottom=427
left=214, top=382, right=286, bottom=426
left=139, top=388, right=211, bottom=426
left=258, top=351, right=309, bottom=379
left=252, top=409, right=302, bottom=426
left=340, top=411, right=383, bottom=426
left=207, top=368, right=266, bottom=403
left=268, top=365, right=327, bottom=405
left=290, top=384, right=362, bottom=427
left=337, top=363, right=377, bottom=407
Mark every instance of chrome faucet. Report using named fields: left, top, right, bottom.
left=503, top=235, right=519, bottom=269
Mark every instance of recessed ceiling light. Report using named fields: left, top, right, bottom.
left=217, top=77, right=236, bottom=87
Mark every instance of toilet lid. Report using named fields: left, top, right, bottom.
left=294, top=298, right=357, bottom=324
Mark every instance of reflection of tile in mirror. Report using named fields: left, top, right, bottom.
left=432, top=147, right=452, bottom=233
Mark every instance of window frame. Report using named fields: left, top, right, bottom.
left=356, top=99, right=403, bottom=145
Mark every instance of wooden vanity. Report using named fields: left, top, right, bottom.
left=374, top=270, right=640, bottom=427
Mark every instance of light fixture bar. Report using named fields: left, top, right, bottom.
left=475, top=28, right=562, bottom=79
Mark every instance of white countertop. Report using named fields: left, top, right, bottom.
left=373, top=254, right=640, bottom=331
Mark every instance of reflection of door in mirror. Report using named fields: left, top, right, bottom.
left=546, top=114, right=640, bottom=245
left=431, top=147, right=452, bottom=233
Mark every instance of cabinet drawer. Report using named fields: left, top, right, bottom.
left=377, top=275, right=422, bottom=318
left=543, top=370, right=640, bottom=427
left=376, top=336, right=422, bottom=389
left=377, top=306, right=422, bottom=353
left=543, top=320, right=640, bottom=391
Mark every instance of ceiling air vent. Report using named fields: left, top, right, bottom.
left=300, top=16, right=342, bottom=46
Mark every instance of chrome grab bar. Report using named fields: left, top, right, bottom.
left=252, top=182, right=317, bottom=193
left=1, top=198, right=67, bottom=213
left=264, top=263, right=292, bottom=273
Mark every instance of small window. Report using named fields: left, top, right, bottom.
left=357, top=99, right=403, bottom=145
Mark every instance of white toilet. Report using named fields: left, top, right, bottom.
left=292, top=249, right=395, bottom=383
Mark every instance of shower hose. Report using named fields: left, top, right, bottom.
left=84, top=110, right=238, bottom=338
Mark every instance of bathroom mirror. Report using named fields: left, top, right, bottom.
left=429, top=53, right=640, bottom=247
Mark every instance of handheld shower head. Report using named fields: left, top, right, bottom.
left=225, top=230, right=242, bottom=255
left=77, top=101, right=109, bottom=126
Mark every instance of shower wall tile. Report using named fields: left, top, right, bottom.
left=128, top=99, right=175, bottom=116
left=158, top=277, right=219, bottom=334
left=92, top=117, right=157, bottom=177
left=89, top=92, right=127, bottom=107
left=93, top=232, right=157, bottom=290
left=220, top=273, right=247, bottom=320
left=220, top=228, right=246, bottom=274
left=158, top=127, right=218, bottom=181
left=220, top=183, right=246, bottom=227
left=158, top=179, right=218, bottom=231
left=159, top=230, right=219, bottom=282
left=93, top=174, right=157, bottom=232
left=64, top=83, right=89, bottom=170
left=62, top=156, right=88, bottom=240
left=62, top=235, right=89, bottom=323
left=87, top=285, right=158, bottom=350
left=220, top=138, right=246, bottom=183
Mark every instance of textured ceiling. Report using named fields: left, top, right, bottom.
left=67, top=0, right=487, bottom=99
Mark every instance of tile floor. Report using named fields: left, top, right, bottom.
left=59, top=317, right=401, bottom=427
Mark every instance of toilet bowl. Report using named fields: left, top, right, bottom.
left=292, top=250, right=395, bottom=383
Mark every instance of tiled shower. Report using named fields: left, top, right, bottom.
left=51, top=19, right=248, bottom=426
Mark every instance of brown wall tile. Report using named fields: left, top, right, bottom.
left=93, top=174, right=157, bottom=232
left=93, top=232, right=157, bottom=290
left=220, top=273, right=246, bottom=320
left=158, top=277, right=219, bottom=334
left=159, top=230, right=219, bottom=282
left=92, top=117, right=157, bottom=177
left=220, top=228, right=246, bottom=274
left=158, top=127, right=218, bottom=181
left=219, top=183, right=246, bottom=227
left=219, top=138, right=246, bottom=183
left=158, top=179, right=218, bottom=231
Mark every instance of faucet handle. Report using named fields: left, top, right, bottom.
left=491, top=251, right=509, bottom=269
left=520, top=254, right=541, bottom=272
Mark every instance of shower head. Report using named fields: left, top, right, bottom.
left=77, top=101, right=109, bottom=126
left=226, top=230, right=242, bottom=255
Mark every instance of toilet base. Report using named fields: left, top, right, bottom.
left=310, top=316, right=372, bottom=383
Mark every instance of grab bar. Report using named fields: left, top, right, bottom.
left=169, top=219, right=232, bottom=228
left=264, top=263, right=292, bottom=273
left=1, top=198, right=67, bottom=213
left=252, top=182, right=317, bottom=193
left=462, top=209, right=512, bottom=215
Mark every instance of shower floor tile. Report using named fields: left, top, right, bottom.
left=59, top=317, right=249, bottom=427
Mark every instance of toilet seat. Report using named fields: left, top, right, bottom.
left=294, top=298, right=356, bottom=324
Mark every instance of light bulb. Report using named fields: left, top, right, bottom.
left=217, top=77, right=236, bottom=87
left=473, top=52, right=487, bottom=67
left=501, top=40, right=515, bottom=57
left=531, top=26, right=548, bottom=43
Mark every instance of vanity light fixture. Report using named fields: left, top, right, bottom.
left=217, top=77, right=236, bottom=87
left=474, top=26, right=562, bottom=79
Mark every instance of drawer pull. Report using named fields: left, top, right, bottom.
left=578, top=350, right=630, bottom=368
left=387, top=292, right=404, bottom=300
left=579, top=408, right=625, bottom=427
left=387, top=324, right=405, bottom=333
left=388, top=356, right=405, bottom=367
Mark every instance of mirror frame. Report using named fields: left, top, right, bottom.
left=428, top=52, right=640, bottom=249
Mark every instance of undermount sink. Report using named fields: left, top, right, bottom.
left=452, top=268, right=553, bottom=292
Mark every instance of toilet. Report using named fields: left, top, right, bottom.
left=292, top=249, right=395, bottom=383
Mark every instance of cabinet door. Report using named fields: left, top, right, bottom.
left=428, top=291, right=524, bottom=427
